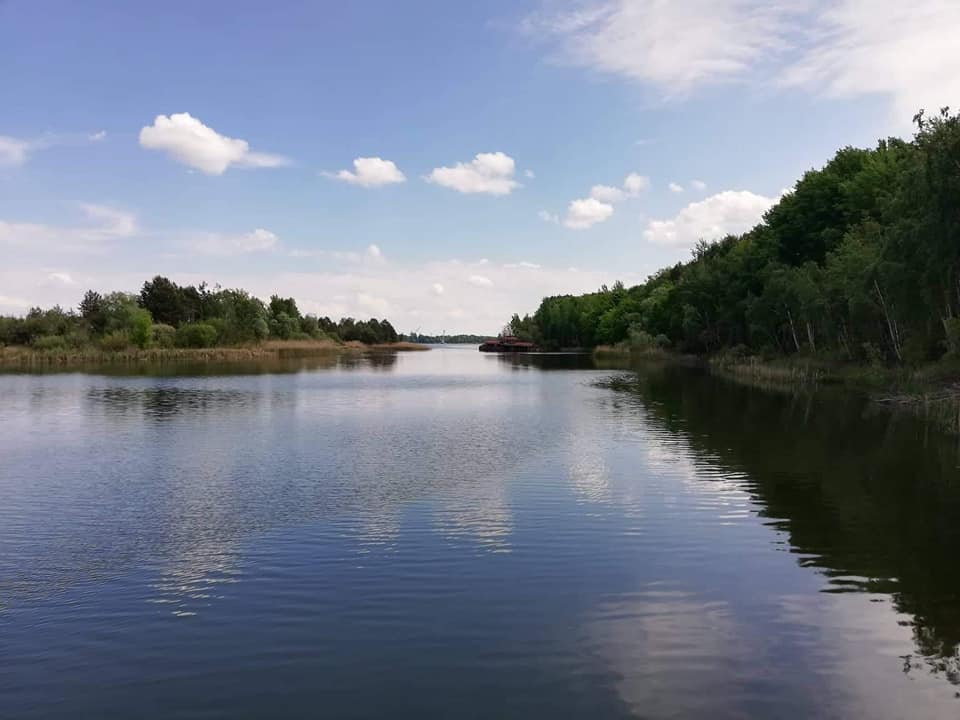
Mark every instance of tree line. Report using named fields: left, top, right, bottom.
left=508, top=108, right=960, bottom=365
left=0, top=276, right=399, bottom=350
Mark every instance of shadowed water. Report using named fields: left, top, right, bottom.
left=1, top=347, right=959, bottom=718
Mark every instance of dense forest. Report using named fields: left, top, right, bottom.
left=405, top=332, right=488, bottom=344
left=509, top=109, right=960, bottom=365
left=0, top=276, right=399, bottom=350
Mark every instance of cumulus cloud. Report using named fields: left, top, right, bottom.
left=564, top=197, right=614, bottom=229
left=194, top=228, right=279, bottom=255
left=505, top=261, right=541, bottom=269
left=431, top=283, right=445, bottom=296
left=332, top=157, right=406, bottom=187
left=525, top=1, right=960, bottom=122
left=426, top=152, right=519, bottom=195
left=538, top=209, right=560, bottom=224
left=669, top=182, right=684, bottom=193
left=139, top=113, right=289, bottom=175
left=691, top=179, right=707, bottom=190
left=623, top=172, right=650, bottom=196
left=0, top=136, right=31, bottom=166
left=590, top=184, right=626, bottom=204
left=644, top=189, right=778, bottom=247
left=468, top=274, right=494, bottom=287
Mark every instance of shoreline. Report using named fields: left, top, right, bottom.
left=593, top=345, right=960, bottom=435
left=0, top=339, right=429, bottom=367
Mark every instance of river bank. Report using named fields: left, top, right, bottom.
left=0, top=339, right=429, bottom=368
left=593, top=344, right=960, bottom=434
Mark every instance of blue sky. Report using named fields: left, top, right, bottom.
left=1, top=0, right=957, bottom=333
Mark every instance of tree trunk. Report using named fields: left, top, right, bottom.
left=874, top=279, right=903, bottom=363
left=805, top=320, right=816, bottom=354
left=786, top=308, right=801, bottom=353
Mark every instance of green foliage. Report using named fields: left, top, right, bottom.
left=2, top=276, right=404, bottom=353
left=32, top=335, right=67, bottom=351
left=151, top=323, right=177, bottom=348
left=100, top=331, right=129, bottom=352
left=128, top=306, right=153, bottom=349
left=511, top=108, right=960, bottom=368
left=175, top=323, right=218, bottom=348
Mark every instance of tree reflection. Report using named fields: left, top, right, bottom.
left=602, top=366, right=960, bottom=685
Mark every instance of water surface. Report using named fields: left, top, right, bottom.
left=2, top=347, right=959, bottom=718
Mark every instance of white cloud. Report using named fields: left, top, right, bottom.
left=564, top=197, right=614, bottom=229
left=46, top=272, right=76, bottom=285
left=590, top=184, right=626, bottom=204
left=332, top=157, right=406, bottom=187
left=194, top=228, right=279, bottom=255
left=623, top=172, right=650, bottom=196
left=139, top=113, right=289, bottom=175
left=780, top=0, right=960, bottom=120
left=365, top=244, right=384, bottom=262
left=644, top=189, right=778, bottom=247
left=505, top=261, right=541, bottom=269
left=431, top=283, right=445, bottom=296
left=89, top=130, right=107, bottom=142
left=538, top=209, right=560, bottom=224
left=691, top=179, right=707, bottom=191
left=0, top=204, right=138, bottom=254
left=668, top=182, right=684, bottom=193
left=356, top=292, right=392, bottom=317
left=77, top=203, right=138, bottom=238
left=426, top=152, right=520, bottom=195
left=524, top=0, right=790, bottom=96
left=525, top=169, right=536, bottom=179
left=0, top=136, right=31, bottom=166
left=468, top=274, right=494, bottom=287
left=526, top=1, right=960, bottom=122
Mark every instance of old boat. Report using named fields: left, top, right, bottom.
left=478, top=336, right=539, bottom=353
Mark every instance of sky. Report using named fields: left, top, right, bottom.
left=1, top=0, right=958, bottom=334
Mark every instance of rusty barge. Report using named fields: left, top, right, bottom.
left=478, top=336, right=539, bottom=353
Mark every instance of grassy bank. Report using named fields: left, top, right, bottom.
left=0, top=339, right=429, bottom=368
left=594, top=344, right=960, bottom=435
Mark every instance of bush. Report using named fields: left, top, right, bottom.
left=176, top=323, right=218, bottom=348
left=151, top=323, right=176, bottom=348
left=32, top=335, right=67, bottom=351
left=128, top=306, right=153, bottom=349
left=101, top=331, right=129, bottom=352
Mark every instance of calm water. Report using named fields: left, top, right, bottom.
left=2, top=347, right=960, bottom=719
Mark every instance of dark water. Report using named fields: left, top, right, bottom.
left=2, top=347, right=959, bottom=719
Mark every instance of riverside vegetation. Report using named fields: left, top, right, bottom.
left=506, top=109, right=960, bottom=418
left=0, top=276, right=423, bottom=365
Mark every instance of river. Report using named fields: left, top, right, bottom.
left=1, top=346, right=959, bottom=718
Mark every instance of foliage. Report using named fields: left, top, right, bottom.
left=175, top=323, right=219, bottom=348
left=1, top=276, right=403, bottom=352
left=512, top=108, right=960, bottom=366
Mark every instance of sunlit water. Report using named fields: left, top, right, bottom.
left=2, top=346, right=959, bottom=718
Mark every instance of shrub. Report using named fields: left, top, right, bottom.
left=101, top=331, right=129, bottom=352
left=151, top=323, right=176, bottom=348
left=176, top=323, right=218, bottom=348
left=128, top=306, right=153, bottom=349
left=32, top=335, right=67, bottom=351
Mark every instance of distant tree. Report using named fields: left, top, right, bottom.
left=139, top=276, right=184, bottom=326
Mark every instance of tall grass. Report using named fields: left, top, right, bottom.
left=0, top=339, right=428, bottom=367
